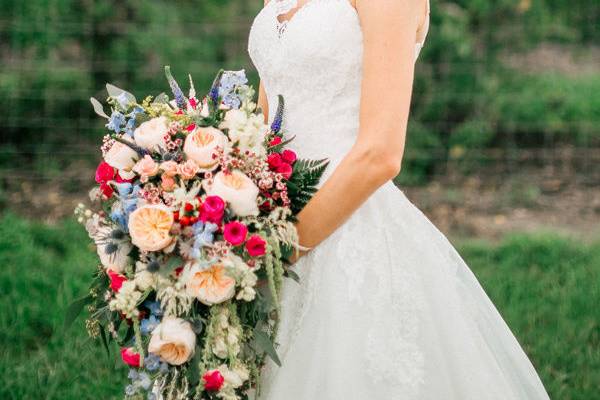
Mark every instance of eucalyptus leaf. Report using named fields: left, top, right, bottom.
left=90, top=97, right=109, bottom=119
left=253, top=327, right=281, bottom=366
left=64, top=294, right=92, bottom=330
left=106, top=83, right=137, bottom=104
left=153, top=92, right=169, bottom=104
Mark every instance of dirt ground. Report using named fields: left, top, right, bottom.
left=2, top=161, right=599, bottom=241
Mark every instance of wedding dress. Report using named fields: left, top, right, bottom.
left=248, top=1, right=550, bottom=398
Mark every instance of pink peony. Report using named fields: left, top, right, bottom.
left=178, top=159, right=200, bottom=180
left=281, top=149, right=297, bottom=164
left=267, top=153, right=282, bottom=169
left=276, top=163, right=293, bottom=180
left=120, top=347, right=141, bottom=368
left=200, top=196, right=225, bottom=224
left=223, top=221, right=248, bottom=246
left=245, top=235, right=267, bottom=257
left=203, top=369, right=225, bottom=392
left=95, top=161, right=115, bottom=183
left=107, top=269, right=128, bottom=292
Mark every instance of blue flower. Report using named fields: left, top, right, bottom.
left=128, top=369, right=139, bottom=380
left=222, top=93, right=241, bottom=109
left=124, top=107, right=145, bottom=137
left=106, top=111, right=126, bottom=132
left=110, top=209, right=128, bottom=231
left=125, top=384, right=137, bottom=396
left=137, top=372, right=152, bottom=390
left=144, top=300, right=163, bottom=317
left=115, top=92, right=132, bottom=110
left=145, top=353, right=161, bottom=372
left=140, top=315, right=160, bottom=335
left=191, top=221, right=218, bottom=259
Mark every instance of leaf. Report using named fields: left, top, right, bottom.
left=64, top=295, right=92, bottom=330
left=162, top=255, right=184, bottom=274
left=253, top=327, right=281, bottom=366
left=153, top=92, right=169, bottom=104
left=284, top=268, right=300, bottom=283
left=106, top=83, right=137, bottom=104
left=90, top=97, right=109, bottom=118
left=99, top=324, right=111, bottom=359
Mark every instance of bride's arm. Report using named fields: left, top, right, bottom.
left=293, top=0, right=424, bottom=253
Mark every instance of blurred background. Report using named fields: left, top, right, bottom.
left=0, top=1, right=598, bottom=399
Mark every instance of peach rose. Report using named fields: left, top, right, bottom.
left=207, top=170, right=259, bottom=217
left=104, top=141, right=139, bottom=171
left=148, top=317, right=196, bottom=366
left=134, top=116, right=169, bottom=150
left=161, top=175, right=176, bottom=192
left=178, top=159, right=199, bottom=180
left=133, top=155, right=159, bottom=182
left=128, top=205, right=174, bottom=252
left=183, top=261, right=236, bottom=305
left=160, top=160, right=179, bottom=177
left=183, top=127, right=227, bottom=171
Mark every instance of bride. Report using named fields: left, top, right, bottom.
left=248, top=0, right=550, bottom=398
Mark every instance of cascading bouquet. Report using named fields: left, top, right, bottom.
left=70, top=67, right=327, bottom=400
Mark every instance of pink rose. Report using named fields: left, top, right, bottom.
left=200, top=196, right=225, bottom=225
left=267, top=153, right=282, bottom=170
left=104, top=141, right=139, bottom=171
left=133, top=155, right=159, bottom=182
left=178, top=159, right=200, bottom=180
left=245, top=235, right=266, bottom=257
left=120, top=347, right=141, bottom=368
left=281, top=149, right=297, bottom=164
left=203, top=369, right=224, bottom=392
left=223, top=221, right=248, bottom=246
left=160, top=160, right=179, bottom=177
left=207, top=171, right=260, bottom=217
left=107, top=269, right=127, bottom=292
left=95, top=161, right=115, bottom=183
left=133, top=116, right=169, bottom=151
left=276, top=162, right=293, bottom=180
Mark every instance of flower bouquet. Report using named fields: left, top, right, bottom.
left=70, top=67, right=327, bottom=399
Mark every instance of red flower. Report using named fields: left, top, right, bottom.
left=200, top=196, right=225, bottom=224
left=185, top=123, right=197, bottom=132
left=246, top=234, right=267, bottom=257
left=281, top=149, right=297, bottom=164
left=120, top=347, right=141, bottom=368
left=188, top=97, right=198, bottom=109
left=107, top=269, right=128, bottom=292
left=276, top=163, right=293, bottom=180
left=269, top=136, right=282, bottom=146
left=267, top=153, right=283, bottom=170
left=100, top=182, right=114, bottom=198
left=223, top=221, right=248, bottom=246
left=95, top=161, right=115, bottom=183
left=202, top=369, right=224, bottom=392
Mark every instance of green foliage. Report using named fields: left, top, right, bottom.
left=286, top=158, right=329, bottom=214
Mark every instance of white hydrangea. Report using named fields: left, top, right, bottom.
left=109, top=280, right=143, bottom=319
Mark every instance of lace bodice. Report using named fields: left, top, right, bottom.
left=248, top=0, right=429, bottom=170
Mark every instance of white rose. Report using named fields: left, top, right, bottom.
left=97, top=242, right=132, bottom=273
left=134, top=116, right=169, bottom=151
left=207, top=170, right=259, bottom=217
left=104, top=141, right=139, bottom=171
left=183, top=127, right=227, bottom=171
left=148, top=317, right=196, bottom=365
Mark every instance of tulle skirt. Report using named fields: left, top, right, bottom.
left=259, top=181, right=549, bottom=399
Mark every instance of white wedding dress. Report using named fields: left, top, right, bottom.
left=248, top=1, right=550, bottom=399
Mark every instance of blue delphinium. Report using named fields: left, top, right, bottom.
left=217, top=70, right=248, bottom=109
left=140, top=315, right=160, bottom=335
left=106, top=111, right=126, bottom=132
left=191, top=221, right=218, bottom=259
left=125, top=106, right=145, bottom=137
left=110, top=183, right=140, bottom=232
left=144, top=300, right=163, bottom=317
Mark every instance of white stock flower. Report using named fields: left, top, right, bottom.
left=220, top=109, right=268, bottom=156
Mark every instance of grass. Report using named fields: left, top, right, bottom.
left=0, top=214, right=598, bottom=399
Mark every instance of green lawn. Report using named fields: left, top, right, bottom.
left=0, top=214, right=598, bottom=399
